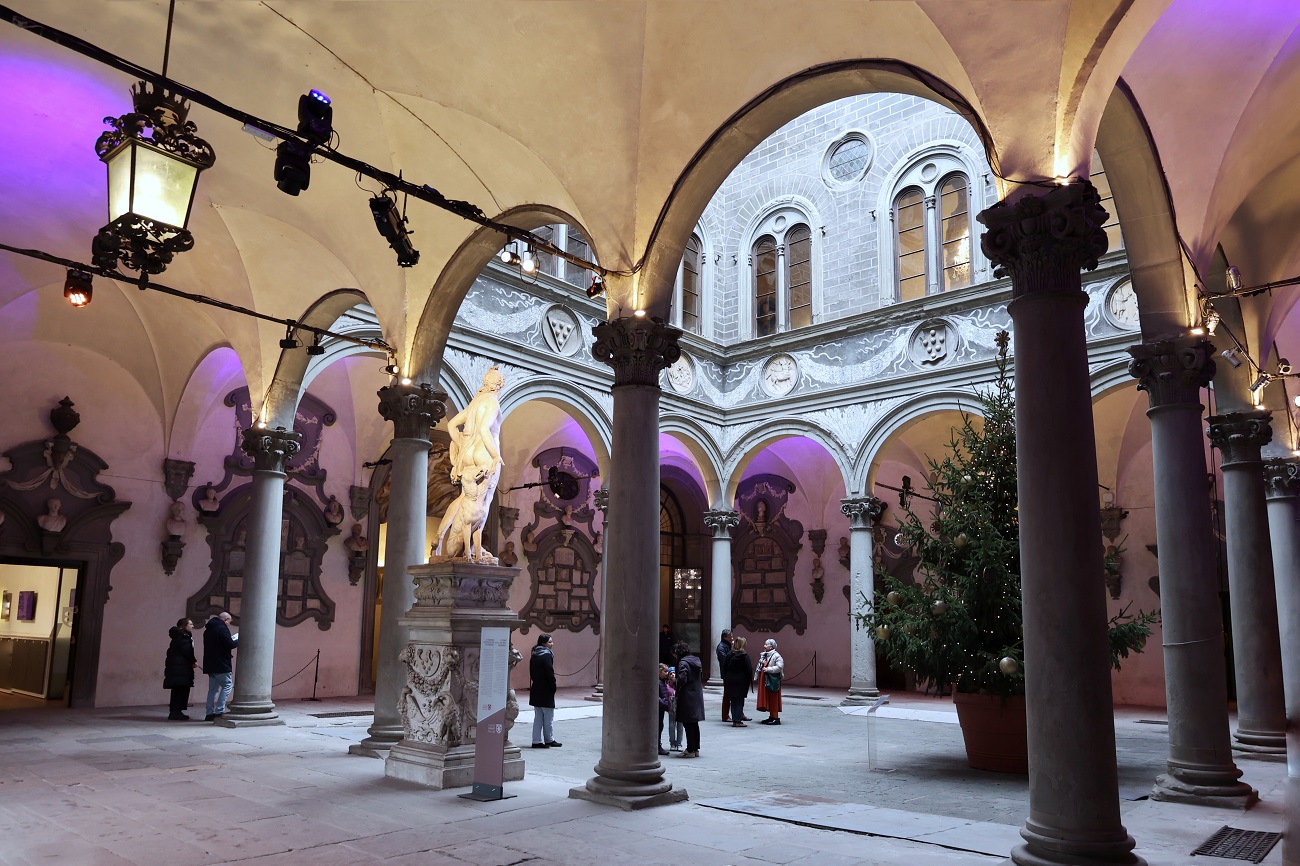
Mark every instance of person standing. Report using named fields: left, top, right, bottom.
left=202, top=612, right=238, bottom=721
left=673, top=641, right=705, bottom=758
left=756, top=637, right=784, bottom=725
left=163, top=617, right=197, bottom=720
left=659, top=624, right=674, bottom=665
left=529, top=634, right=562, bottom=748
left=657, top=663, right=673, bottom=756
left=667, top=666, right=684, bottom=751
left=722, top=636, right=754, bottom=727
left=715, top=628, right=737, bottom=722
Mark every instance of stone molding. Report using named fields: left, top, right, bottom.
left=703, top=509, right=740, bottom=538
left=841, top=496, right=886, bottom=530
left=1206, top=411, right=1273, bottom=467
left=239, top=426, right=302, bottom=473
left=591, top=317, right=682, bottom=387
left=378, top=381, right=448, bottom=441
left=1128, top=337, right=1216, bottom=408
left=1263, top=459, right=1300, bottom=501
left=977, top=180, right=1109, bottom=298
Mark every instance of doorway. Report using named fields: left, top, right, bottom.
left=0, top=561, right=81, bottom=703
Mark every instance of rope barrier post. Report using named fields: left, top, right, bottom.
left=867, top=694, right=891, bottom=772
left=303, top=649, right=321, bottom=702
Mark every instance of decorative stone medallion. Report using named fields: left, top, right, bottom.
left=910, top=319, right=952, bottom=366
left=1104, top=279, right=1140, bottom=330
left=760, top=353, right=799, bottom=397
left=541, top=305, right=582, bottom=356
left=665, top=353, right=696, bottom=394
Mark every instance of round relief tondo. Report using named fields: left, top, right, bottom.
left=541, top=304, right=582, bottom=356
left=760, top=353, right=799, bottom=397
left=664, top=353, right=696, bottom=395
left=1102, top=279, right=1140, bottom=331
left=821, top=131, right=875, bottom=189
left=909, top=318, right=956, bottom=367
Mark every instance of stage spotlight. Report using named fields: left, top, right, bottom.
left=1221, top=349, right=1242, bottom=368
left=298, top=89, right=333, bottom=146
left=280, top=325, right=301, bottom=350
left=369, top=192, right=420, bottom=267
left=587, top=274, right=605, bottom=299
left=274, top=140, right=312, bottom=195
left=306, top=334, right=326, bottom=356
left=64, top=269, right=93, bottom=307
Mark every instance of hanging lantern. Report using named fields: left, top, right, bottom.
left=91, top=81, right=215, bottom=275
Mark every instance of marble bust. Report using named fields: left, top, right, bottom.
left=37, top=498, right=66, bottom=532
left=197, top=484, right=220, bottom=513
left=324, top=495, right=345, bottom=526
left=344, top=522, right=369, bottom=556
left=165, top=501, right=188, bottom=537
left=432, top=366, right=505, bottom=563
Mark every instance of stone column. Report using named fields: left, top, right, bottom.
left=1207, top=411, right=1287, bottom=756
left=703, top=509, right=739, bottom=686
left=1129, top=339, right=1254, bottom=805
left=352, top=382, right=447, bottom=757
left=218, top=426, right=301, bottom=728
left=571, top=316, right=687, bottom=810
left=586, top=488, right=610, bottom=702
left=840, top=496, right=885, bottom=705
left=1263, top=460, right=1300, bottom=865
left=978, top=181, right=1142, bottom=866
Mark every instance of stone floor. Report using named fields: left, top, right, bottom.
left=0, top=687, right=1287, bottom=865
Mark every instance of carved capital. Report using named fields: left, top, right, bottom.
left=1128, top=337, right=1216, bottom=409
left=703, top=509, right=740, bottom=538
left=841, top=496, right=886, bottom=530
left=239, top=426, right=302, bottom=473
left=977, top=180, right=1109, bottom=298
left=591, top=317, right=681, bottom=387
left=378, top=382, right=448, bottom=441
left=1207, top=411, right=1273, bottom=467
left=1264, top=459, right=1300, bottom=501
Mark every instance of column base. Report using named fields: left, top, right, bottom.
left=1150, top=772, right=1258, bottom=808
left=384, top=740, right=524, bottom=790
left=1233, top=726, right=1287, bottom=757
left=1232, top=743, right=1287, bottom=762
left=569, top=778, right=688, bottom=811
left=1010, top=821, right=1144, bottom=866
left=214, top=703, right=283, bottom=728
left=349, top=724, right=404, bottom=758
left=840, top=687, right=880, bottom=706
left=585, top=684, right=604, bottom=703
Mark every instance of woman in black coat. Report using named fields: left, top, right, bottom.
left=721, top=636, right=754, bottom=727
left=672, top=641, right=706, bottom=758
left=163, top=617, right=197, bottom=720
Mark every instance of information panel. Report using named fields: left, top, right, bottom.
left=460, top=627, right=514, bottom=801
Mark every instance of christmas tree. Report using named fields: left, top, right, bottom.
left=858, top=330, right=1158, bottom=698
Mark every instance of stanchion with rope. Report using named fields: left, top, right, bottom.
left=783, top=651, right=817, bottom=688
left=554, top=646, right=600, bottom=679
left=270, top=649, right=322, bottom=701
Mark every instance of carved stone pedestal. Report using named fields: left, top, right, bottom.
left=383, top=561, right=525, bottom=790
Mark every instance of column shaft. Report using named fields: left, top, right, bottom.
left=841, top=496, right=885, bottom=705
left=980, top=181, right=1142, bottom=866
left=1263, top=461, right=1300, bottom=865
left=704, top=510, right=739, bottom=687
left=1129, top=339, right=1253, bottom=804
left=1208, top=412, right=1287, bottom=755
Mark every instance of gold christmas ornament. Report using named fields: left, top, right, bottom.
left=875, top=625, right=892, bottom=641
left=999, top=656, right=1019, bottom=675
left=954, top=532, right=969, bottom=549
left=931, top=599, right=948, bottom=616
left=886, top=590, right=902, bottom=606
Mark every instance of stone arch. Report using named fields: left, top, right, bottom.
left=658, top=414, right=725, bottom=506
left=437, top=361, right=474, bottom=414
left=408, top=205, right=599, bottom=384
left=855, top=389, right=983, bottom=493
left=498, top=378, right=613, bottom=480
left=634, top=60, right=998, bottom=320
left=1091, top=358, right=1138, bottom=400
left=721, top=418, right=852, bottom=504
left=261, top=289, right=373, bottom=428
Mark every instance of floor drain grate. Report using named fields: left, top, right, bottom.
left=1192, top=826, right=1281, bottom=862
left=309, top=711, right=374, bottom=719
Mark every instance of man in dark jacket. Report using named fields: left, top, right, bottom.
left=202, top=612, right=238, bottom=722
left=716, top=628, right=733, bottom=721
left=529, top=634, right=561, bottom=748
left=163, top=617, right=197, bottom=720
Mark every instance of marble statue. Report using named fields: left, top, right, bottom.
left=344, top=522, right=369, bottom=556
left=165, top=501, right=189, bottom=537
left=197, top=484, right=220, bottom=513
left=38, top=498, right=66, bottom=532
left=432, top=366, right=505, bottom=563
left=499, top=541, right=518, bottom=568
left=324, top=495, right=345, bottom=526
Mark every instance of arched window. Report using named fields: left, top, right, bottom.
left=787, top=225, right=812, bottom=329
left=677, top=234, right=702, bottom=335
left=565, top=226, right=591, bottom=286
left=895, top=187, right=927, bottom=301
left=1090, top=150, right=1124, bottom=252
left=939, top=174, right=971, bottom=292
left=753, top=235, right=778, bottom=337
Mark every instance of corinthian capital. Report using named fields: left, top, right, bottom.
left=591, top=317, right=681, bottom=387
left=1207, top=410, right=1273, bottom=467
left=977, top=180, right=1110, bottom=298
left=1128, top=337, right=1216, bottom=409
left=240, top=426, right=302, bottom=473
left=1264, top=459, right=1300, bottom=501
left=841, top=496, right=886, bottom=529
left=378, top=381, right=448, bottom=441
left=703, top=509, right=740, bottom=538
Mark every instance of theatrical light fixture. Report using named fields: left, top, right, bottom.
left=1281, top=359, right=1294, bottom=376
left=63, top=269, right=93, bottom=307
left=587, top=274, right=605, bottom=299
left=1190, top=326, right=1205, bottom=336
left=498, top=244, right=521, bottom=267
left=1226, top=266, right=1243, bottom=292
left=369, top=192, right=420, bottom=267
left=521, top=248, right=539, bottom=275
left=274, top=140, right=312, bottom=195
left=1250, top=373, right=1270, bottom=393
left=401, top=377, right=412, bottom=386
left=1221, top=348, right=1243, bottom=368
left=91, top=81, right=215, bottom=275
left=382, top=362, right=400, bottom=376
left=306, top=334, right=326, bottom=356
left=273, top=90, right=333, bottom=196
left=633, top=309, right=647, bottom=318
left=297, top=89, right=333, bottom=147
left=279, top=325, right=301, bottom=350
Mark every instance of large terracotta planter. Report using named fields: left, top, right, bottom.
left=953, top=691, right=1028, bottom=773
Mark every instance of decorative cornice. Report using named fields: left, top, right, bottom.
left=1263, top=459, right=1300, bottom=501
left=378, top=382, right=448, bottom=441
left=1127, top=337, right=1216, bottom=409
left=591, top=317, right=682, bottom=387
left=841, top=496, right=886, bottom=529
left=703, top=509, right=740, bottom=538
left=239, top=426, right=302, bottom=473
left=977, top=180, right=1109, bottom=298
left=1207, top=411, right=1273, bottom=467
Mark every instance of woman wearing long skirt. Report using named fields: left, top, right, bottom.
left=755, top=638, right=784, bottom=725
